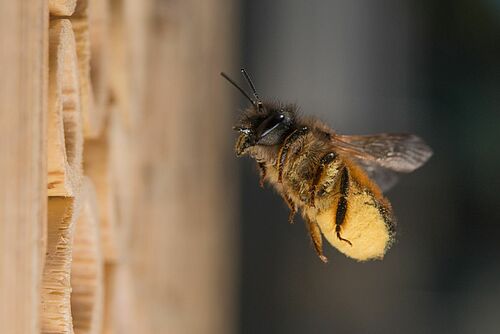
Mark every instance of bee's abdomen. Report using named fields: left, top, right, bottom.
left=316, top=162, right=396, bottom=261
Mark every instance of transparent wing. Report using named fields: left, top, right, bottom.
left=354, top=159, right=399, bottom=192
left=330, top=133, right=433, bottom=173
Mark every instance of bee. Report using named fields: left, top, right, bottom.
left=221, top=69, right=433, bottom=263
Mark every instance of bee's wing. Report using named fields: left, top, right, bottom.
left=330, top=133, right=433, bottom=173
left=354, top=160, right=400, bottom=192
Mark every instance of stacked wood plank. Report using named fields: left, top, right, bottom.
left=0, top=1, right=47, bottom=333
left=1, top=0, right=237, bottom=333
left=42, top=1, right=111, bottom=333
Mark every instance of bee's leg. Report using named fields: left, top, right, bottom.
left=281, top=193, right=296, bottom=224
left=257, top=162, right=267, bottom=188
left=335, top=167, right=353, bottom=246
left=276, top=127, right=310, bottom=183
left=305, top=217, right=328, bottom=263
left=310, top=152, right=337, bottom=207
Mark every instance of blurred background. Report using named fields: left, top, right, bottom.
left=1, top=0, right=499, bottom=333
left=237, top=1, right=500, bottom=333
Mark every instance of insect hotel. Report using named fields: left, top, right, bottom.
left=0, top=0, right=237, bottom=333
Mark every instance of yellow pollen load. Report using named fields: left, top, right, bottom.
left=315, top=182, right=393, bottom=261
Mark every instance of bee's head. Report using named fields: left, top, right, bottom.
left=221, top=70, right=297, bottom=156
left=233, top=103, right=296, bottom=155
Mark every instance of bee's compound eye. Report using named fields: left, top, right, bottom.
left=258, top=113, right=285, bottom=139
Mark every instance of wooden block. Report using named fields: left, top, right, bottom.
left=0, top=1, right=47, bottom=332
left=48, top=19, right=83, bottom=197
left=84, top=131, right=118, bottom=262
left=72, top=0, right=109, bottom=138
left=49, top=0, right=77, bottom=16
left=71, top=178, right=104, bottom=334
left=41, top=196, right=81, bottom=334
left=126, top=1, right=239, bottom=332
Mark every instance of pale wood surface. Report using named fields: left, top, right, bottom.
left=117, top=1, right=239, bottom=333
left=47, top=19, right=84, bottom=197
left=71, top=178, right=104, bottom=334
left=84, top=131, right=118, bottom=262
left=108, top=0, right=148, bottom=127
left=49, top=0, right=76, bottom=16
left=0, top=1, right=47, bottom=333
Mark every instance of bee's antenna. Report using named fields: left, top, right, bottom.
left=240, top=68, right=263, bottom=110
left=220, top=72, right=256, bottom=107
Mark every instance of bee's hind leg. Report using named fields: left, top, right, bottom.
left=335, top=225, right=352, bottom=246
left=305, top=217, right=328, bottom=263
left=335, top=167, right=353, bottom=246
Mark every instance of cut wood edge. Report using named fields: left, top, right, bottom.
left=41, top=196, right=81, bottom=334
left=48, top=19, right=83, bottom=197
left=41, top=179, right=104, bottom=334
left=71, top=178, right=104, bottom=334
left=49, top=0, right=77, bottom=16
left=84, top=131, right=119, bottom=262
left=72, top=0, right=108, bottom=139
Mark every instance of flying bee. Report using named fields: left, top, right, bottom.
left=221, top=69, right=433, bottom=263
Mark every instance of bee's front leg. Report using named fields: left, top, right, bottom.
left=276, top=126, right=310, bottom=183
left=256, top=162, right=266, bottom=188
left=280, top=193, right=296, bottom=224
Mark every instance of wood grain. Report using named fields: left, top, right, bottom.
left=0, top=1, right=47, bottom=333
